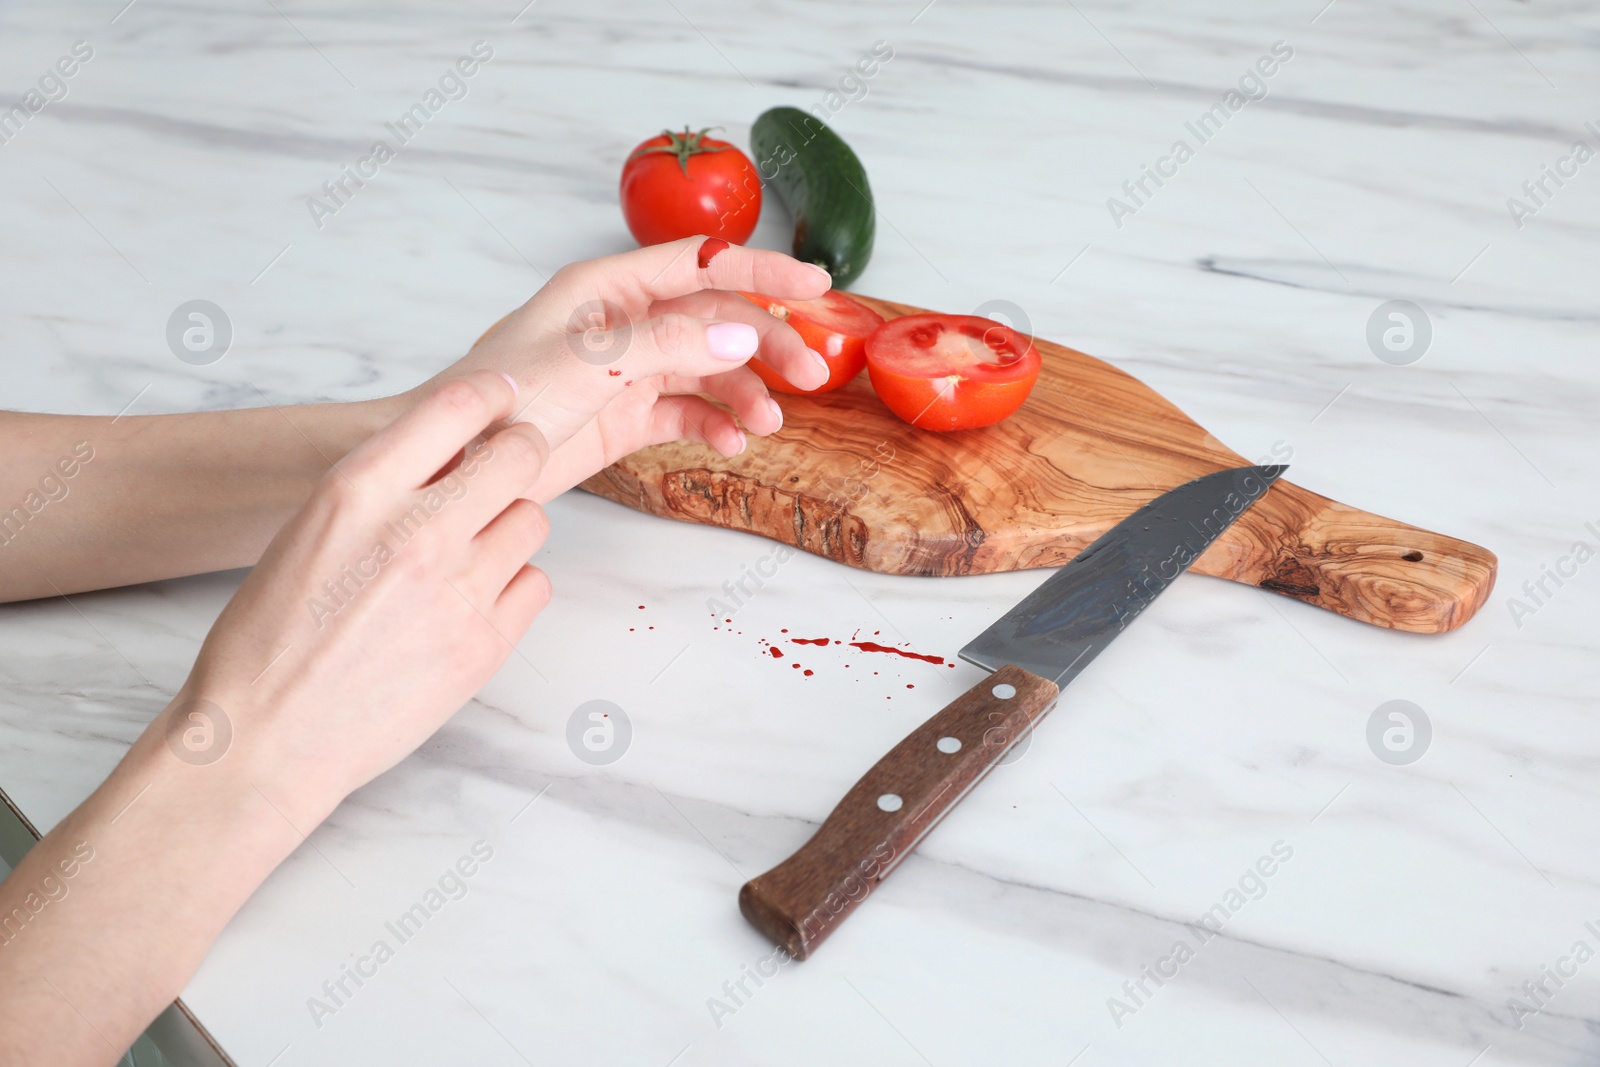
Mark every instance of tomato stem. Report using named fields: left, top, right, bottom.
left=629, top=126, right=730, bottom=175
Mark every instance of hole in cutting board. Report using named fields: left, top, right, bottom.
left=1402, top=550, right=1424, bottom=562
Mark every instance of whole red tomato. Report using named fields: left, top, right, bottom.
left=620, top=127, right=762, bottom=246
left=865, top=314, right=1042, bottom=431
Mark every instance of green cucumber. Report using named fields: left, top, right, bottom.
left=750, top=106, right=875, bottom=288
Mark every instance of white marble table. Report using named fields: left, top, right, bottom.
left=3, top=0, right=1598, bottom=1063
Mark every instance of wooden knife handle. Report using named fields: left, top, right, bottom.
left=739, top=664, right=1060, bottom=959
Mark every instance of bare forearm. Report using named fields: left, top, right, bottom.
left=0, top=398, right=403, bottom=602
left=0, top=712, right=308, bottom=1065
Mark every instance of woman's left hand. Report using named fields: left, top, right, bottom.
left=422, top=236, right=833, bottom=500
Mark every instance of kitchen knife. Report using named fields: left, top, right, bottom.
left=739, top=463, right=1287, bottom=959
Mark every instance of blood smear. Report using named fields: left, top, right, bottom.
left=697, top=237, right=730, bottom=268
left=849, top=641, right=946, bottom=666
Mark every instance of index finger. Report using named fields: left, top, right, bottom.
left=343, top=370, right=523, bottom=490
left=558, top=236, right=834, bottom=307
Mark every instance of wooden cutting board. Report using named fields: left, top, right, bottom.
left=580, top=295, right=1496, bottom=634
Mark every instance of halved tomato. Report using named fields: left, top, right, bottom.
left=864, top=314, right=1041, bottom=431
left=739, top=290, right=884, bottom=394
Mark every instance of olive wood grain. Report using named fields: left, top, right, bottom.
left=739, top=665, right=1060, bottom=960
left=582, top=295, right=1497, bottom=633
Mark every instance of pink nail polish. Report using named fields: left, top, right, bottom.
left=497, top=372, right=519, bottom=397
left=706, top=321, right=759, bottom=361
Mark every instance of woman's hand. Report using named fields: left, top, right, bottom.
left=173, top=369, right=552, bottom=825
left=425, top=236, right=833, bottom=500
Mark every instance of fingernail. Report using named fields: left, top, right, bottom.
left=766, top=397, right=783, bottom=428
left=810, top=350, right=830, bottom=377
left=497, top=372, right=519, bottom=397
left=707, top=321, right=759, bottom=361
left=806, top=263, right=832, bottom=285
left=734, top=429, right=748, bottom=454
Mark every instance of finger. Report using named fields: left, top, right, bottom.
left=654, top=394, right=747, bottom=457
left=517, top=390, right=747, bottom=504
left=605, top=310, right=763, bottom=385
left=466, top=497, right=549, bottom=602
left=439, top=421, right=550, bottom=534
left=344, top=370, right=519, bottom=490
left=491, top=563, right=553, bottom=636
left=652, top=291, right=828, bottom=392
left=579, top=298, right=823, bottom=396
left=691, top=365, right=783, bottom=436
left=554, top=236, right=831, bottom=308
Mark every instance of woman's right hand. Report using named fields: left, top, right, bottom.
left=0, top=371, right=556, bottom=1065
left=163, top=369, right=552, bottom=826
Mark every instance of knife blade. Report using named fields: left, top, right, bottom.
left=739, top=463, right=1286, bottom=959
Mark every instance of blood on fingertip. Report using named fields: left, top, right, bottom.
left=697, top=237, right=730, bottom=268
left=608, top=369, right=621, bottom=376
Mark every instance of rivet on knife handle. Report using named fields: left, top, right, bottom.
left=738, top=664, right=1059, bottom=960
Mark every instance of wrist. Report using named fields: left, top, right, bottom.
left=130, top=693, right=344, bottom=854
left=0, top=705, right=319, bottom=1046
